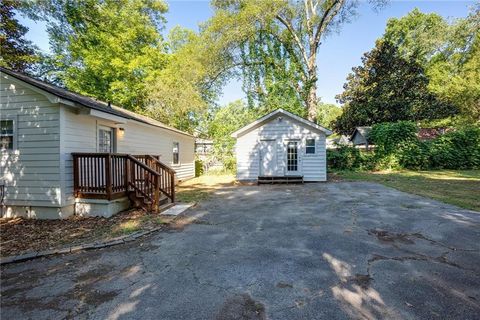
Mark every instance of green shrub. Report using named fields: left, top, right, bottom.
left=195, top=159, right=204, bottom=177
left=222, top=156, right=236, bottom=173
left=329, top=123, right=479, bottom=171
left=428, top=126, right=480, bottom=169
left=327, top=145, right=363, bottom=170
left=369, top=121, right=418, bottom=156
left=397, top=141, right=431, bottom=170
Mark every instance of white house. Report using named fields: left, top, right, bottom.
left=231, top=109, right=332, bottom=182
left=0, top=67, right=195, bottom=219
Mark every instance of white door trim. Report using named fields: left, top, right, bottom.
left=285, top=139, right=302, bottom=176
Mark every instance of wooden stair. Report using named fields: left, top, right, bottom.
left=258, top=176, right=304, bottom=184
left=128, top=190, right=170, bottom=211
left=73, top=153, right=176, bottom=213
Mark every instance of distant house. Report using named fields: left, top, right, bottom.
left=231, top=109, right=332, bottom=183
left=326, top=135, right=351, bottom=149
left=417, top=128, right=449, bottom=141
left=195, top=137, right=214, bottom=158
left=1, top=67, right=194, bottom=219
left=350, top=126, right=372, bottom=150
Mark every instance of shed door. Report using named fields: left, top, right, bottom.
left=286, top=141, right=301, bottom=176
left=260, top=140, right=277, bottom=176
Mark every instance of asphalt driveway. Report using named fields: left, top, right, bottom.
left=1, top=182, right=480, bottom=319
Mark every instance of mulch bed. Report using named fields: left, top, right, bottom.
left=0, top=210, right=175, bottom=257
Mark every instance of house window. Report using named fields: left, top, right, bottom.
left=0, top=120, right=14, bottom=151
left=173, top=142, right=179, bottom=164
left=306, top=139, right=315, bottom=154
left=98, top=126, right=114, bottom=153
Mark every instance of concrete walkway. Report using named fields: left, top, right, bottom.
left=1, top=182, right=480, bottom=319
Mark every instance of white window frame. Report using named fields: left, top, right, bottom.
left=173, top=142, right=180, bottom=165
left=0, top=116, right=17, bottom=151
left=97, top=125, right=116, bottom=153
left=305, top=138, right=316, bottom=155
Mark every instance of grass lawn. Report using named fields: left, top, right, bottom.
left=335, top=170, right=480, bottom=211
left=176, top=173, right=236, bottom=203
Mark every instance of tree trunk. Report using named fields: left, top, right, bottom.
left=306, top=54, right=318, bottom=122
left=306, top=81, right=317, bottom=122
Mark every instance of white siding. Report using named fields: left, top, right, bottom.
left=60, top=108, right=98, bottom=206
left=235, top=115, right=327, bottom=181
left=117, top=120, right=194, bottom=181
left=1, top=73, right=62, bottom=207
left=2, top=70, right=195, bottom=213
left=61, top=107, right=195, bottom=205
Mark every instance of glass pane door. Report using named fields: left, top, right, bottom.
left=287, top=141, right=298, bottom=172
left=98, top=127, right=113, bottom=153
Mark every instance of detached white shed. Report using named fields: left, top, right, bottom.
left=231, top=109, right=332, bottom=182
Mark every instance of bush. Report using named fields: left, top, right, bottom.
left=222, top=156, right=236, bottom=173
left=397, top=141, right=431, bottom=170
left=195, top=159, right=204, bottom=177
left=329, top=123, right=480, bottom=171
left=369, top=121, right=418, bottom=156
left=327, top=145, right=363, bottom=170
left=428, top=126, right=480, bottom=169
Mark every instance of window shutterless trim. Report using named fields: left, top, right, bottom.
left=173, top=142, right=180, bottom=165
left=305, top=138, right=315, bottom=154
left=0, top=117, right=17, bottom=151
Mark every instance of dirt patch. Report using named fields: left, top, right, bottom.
left=368, top=229, right=415, bottom=244
left=0, top=210, right=175, bottom=257
left=215, top=294, right=266, bottom=320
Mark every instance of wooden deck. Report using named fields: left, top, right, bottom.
left=72, top=153, right=176, bottom=212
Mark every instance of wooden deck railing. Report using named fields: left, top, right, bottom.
left=72, top=153, right=176, bottom=210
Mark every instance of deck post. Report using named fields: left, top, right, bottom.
left=124, top=156, right=129, bottom=193
left=105, top=153, right=112, bottom=200
left=154, top=174, right=160, bottom=213
left=170, top=172, right=175, bottom=203
left=73, top=154, right=79, bottom=197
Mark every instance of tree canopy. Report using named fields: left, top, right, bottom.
left=24, top=0, right=169, bottom=110
left=380, top=6, right=479, bottom=121
left=333, top=40, right=456, bottom=135
left=333, top=6, right=479, bottom=134
left=0, top=0, right=38, bottom=72
left=316, top=102, right=342, bottom=128
left=203, top=0, right=385, bottom=122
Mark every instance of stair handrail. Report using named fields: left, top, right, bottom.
left=126, top=155, right=161, bottom=212
left=144, top=155, right=176, bottom=202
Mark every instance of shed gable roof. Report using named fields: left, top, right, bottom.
left=231, top=109, right=332, bottom=138
left=0, top=67, right=193, bottom=137
left=350, top=126, right=372, bottom=141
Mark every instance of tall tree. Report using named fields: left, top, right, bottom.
left=316, top=102, right=342, bottom=128
left=24, top=0, right=168, bottom=110
left=0, top=0, right=38, bottom=72
left=205, top=0, right=384, bottom=121
left=145, top=26, right=227, bottom=132
left=382, top=6, right=480, bottom=121
left=240, top=30, right=305, bottom=117
left=207, top=100, right=257, bottom=170
left=333, top=40, right=456, bottom=135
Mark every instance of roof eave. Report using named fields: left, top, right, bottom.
left=231, top=108, right=333, bottom=138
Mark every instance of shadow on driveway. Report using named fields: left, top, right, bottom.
left=1, top=182, right=480, bottom=319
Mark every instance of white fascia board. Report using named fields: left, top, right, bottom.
left=89, top=109, right=127, bottom=124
